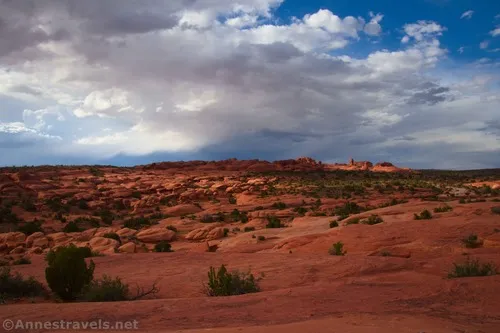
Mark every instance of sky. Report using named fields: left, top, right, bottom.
left=0, top=0, right=500, bottom=169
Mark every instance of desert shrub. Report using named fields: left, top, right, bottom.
left=13, top=257, right=31, bottom=265
left=103, top=233, right=121, bottom=244
left=78, top=200, right=89, bottom=210
left=434, top=205, right=453, bottom=213
left=223, top=228, right=229, bottom=237
left=254, top=206, right=264, bottom=211
left=123, top=216, right=151, bottom=229
left=329, top=220, right=339, bottom=228
left=491, top=206, right=500, bottom=215
left=328, top=241, right=346, bottom=256
left=257, top=235, right=265, bottom=241
left=82, top=275, right=129, bottom=302
left=97, top=209, right=114, bottom=225
left=380, top=251, right=391, bottom=257
left=459, top=198, right=466, bottom=204
left=166, top=225, right=177, bottom=232
left=45, top=244, right=95, bottom=301
left=0, top=267, right=45, bottom=300
left=462, top=234, right=483, bottom=249
left=17, top=221, right=43, bottom=235
left=154, top=241, right=173, bottom=253
left=293, top=206, right=308, bottom=215
left=271, top=201, right=287, bottom=210
left=89, top=167, right=104, bottom=177
left=63, top=221, right=81, bottom=233
left=131, top=191, right=142, bottom=199
left=228, top=195, right=237, bottom=204
left=244, top=226, right=255, bottom=232
left=345, top=217, right=360, bottom=225
left=230, top=209, right=248, bottom=223
left=414, top=209, right=432, bottom=220
left=363, top=215, right=384, bottom=225
left=21, top=198, right=37, bottom=212
left=0, top=206, right=21, bottom=224
left=265, top=215, right=284, bottom=228
left=200, top=214, right=215, bottom=223
left=448, top=257, right=497, bottom=278
left=334, top=202, right=362, bottom=216
left=206, top=265, right=260, bottom=296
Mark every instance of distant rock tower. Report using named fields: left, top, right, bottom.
left=349, top=157, right=354, bottom=166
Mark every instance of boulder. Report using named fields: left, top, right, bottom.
left=0, top=232, right=26, bottom=244
left=116, top=228, right=138, bottom=238
left=118, top=242, right=136, bottom=253
left=186, top=225, right=225, bottom=241
left=25, top=232, right=45, bottom=247
left=10, top=246, right=25, bottom=254
left=164, top=204, right=202, bottom=216
left=136, top=228, right=176, bottom=243
left=89, top=237, right=119, bottom=254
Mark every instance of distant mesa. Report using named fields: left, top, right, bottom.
left=142, top=157, right=410, bottom=173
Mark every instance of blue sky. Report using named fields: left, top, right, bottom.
left=0, top=0, right=500, bottom=169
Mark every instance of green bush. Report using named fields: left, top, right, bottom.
left=459, top=198, right=466, bottom=204
left=448, top=257, right=497, bottom=278
left=434, top=205, right=453, bottom=213
left=82, top=275, right=129, bottom=302
left=45, top=244, right=95, bottom=301
left=244, top=226, right=255, bottom=232
left=491, top=206, right=500, bottom=215
left=98, top=209, right=114, bottom=225
left=18, top=221, right=43, bottom=235
left=0, top=268, right=46, bottom=300
left=462, top=234, right=483, bottom=249
left=414, top=209, right=432, bottom=220
left=13, top=257, right=31, bottom=265
left=271, top=201, right=287, bottom=210
left=63, top=221, right=81, bottom=233
left=363, top=215, right=384, bottom=225
left=228, top=195, right=237, bottom=204
left=154, top=241, right=173, bottom=253
left=123, top=216, right=151, bottom=229
left=328, top=241, right=346, bottom=256
left=329, top=220, right=339, bottom=228
left=223, top=228, right=229, bottom=237
left=293, top=206, right=308, bottom=215
left=206, top=265, right=260, bottom=296
left=78, top=200, right=89, bottom=210
left=334, top=202, right=362, bottom=216
left=103, top=233, right=121, bottom=244
left=257, top=236, right=265, bottom=241
left=265, top=215, right=284, bottom=228
left=131, top=191, right=142, bottom=199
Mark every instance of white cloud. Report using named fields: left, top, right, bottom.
left=458, top=46, right=465, bottom=54
left=364, top=12, right=384, bottom=36
left=401, top=21, right=446, bottom=42
left=480, top=40, right=490, bottom=49
left=460, top=10, right=474, bottom=20
left=491, top=27, right=500, bottom=37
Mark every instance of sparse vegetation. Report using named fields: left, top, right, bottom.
left=228, top=195, right=237, bottom=204
left=491, top=206, right=500, bottom=215
left=82, top=275, right=129, bottom=302
left=0, top=267, right=46, bottom=300
left=18, top=221, right=43, bottom=235
left=271, top=201, right=287, bottom=210
left=206, top=265, right=260, bottom=296
left=13, top=257, right=31, bottom=265
left=434, top=205, right=453, bottom=213
left=462, top=234, right=483, bottom=249
left=363, top=214, right=384, bottom=225
left=123, top=216, right=151, bottom=229
left=328, top=241, right=346, bottom=256
left=63, top=221, right=82, bottom=233
left=329, top=220, right=339, bottom=228
left=103, top=232, right=121, bottom=244
left=414, top=209, right=432, bottom=220
left=265, top=215, right=284, bottom=228
left=257, top=235, right=265, bottom=241
left=244, top=226, right=255, bottom=232
left=154, top=241, right=173, bottom=252
left=448, top=257, right=497, bottom=278
left=345, top=217, right=360, bottom=225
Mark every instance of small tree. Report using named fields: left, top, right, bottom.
left=45, top=244, right=95, bottom=301
left=414, top=209, right=432, bottom=220
left=328, top=241, right=346, bottom=256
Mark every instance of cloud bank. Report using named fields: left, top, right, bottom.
left=0, top=0, right=499, bottom=169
